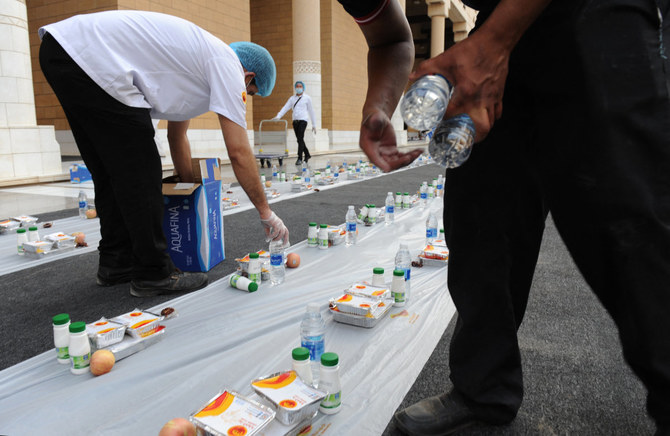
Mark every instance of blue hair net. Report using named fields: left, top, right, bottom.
left=229, top=42, right=276, bottom=97
left=295, top=81, right=305, bottom=90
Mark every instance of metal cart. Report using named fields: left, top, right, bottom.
left=255, top=119, right=288, bottom=168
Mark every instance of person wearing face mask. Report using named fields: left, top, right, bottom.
left=273, top=81, right=318, bottom=165
left=39, top=10, right=290, bottom=297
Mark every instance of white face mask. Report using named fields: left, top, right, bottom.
left=295, top=87, right=303, bottom=95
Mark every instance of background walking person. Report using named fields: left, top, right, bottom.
left=273, top=81, right=317, bottom=165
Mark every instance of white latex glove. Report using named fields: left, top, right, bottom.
left=272, top=116, right=280, bottom=121
left=312, top=127, right=317, bottom=135
left=261, top=211, right=290, bottom=246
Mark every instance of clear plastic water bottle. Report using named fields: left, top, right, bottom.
left=419, top=182, right=428, bottom=208
left=345, top=205, right=357, bottom=246
left=401, top=74, right=453, bottom=132
left=300, top=302, right=326, bottom=386
left=395, top=243, right=412, bottom=301
left=385, top=192, right=394, bottom=225
left=342, top=159, right=347, bottom=169
left=78, top=191, right=88, bottom=218
left=272, top=164, right=278, bottom=182
left=436, top=175, right=444, bottom=198
left=426, top=212, right=438, bottom=245
left=429, top=114, right=475, bottom=168
left=269, top=240, right=285, bottom=285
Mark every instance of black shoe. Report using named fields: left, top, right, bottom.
left=97, top=265, right=134, bottom=286
left=394, top=390, right=478, bottom=436
left=657, top=424, right=670, bottom=436
left=295, top=158, right=302, bottom=165
left=130, top=269, right=208, bottom=297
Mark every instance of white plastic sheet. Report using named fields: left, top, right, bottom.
left=0, top=201, right=454, bottom=436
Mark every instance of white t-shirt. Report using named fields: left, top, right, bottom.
left=275, top=93, right=317, bottom=126
left=39, top=10, right=247, bottom=127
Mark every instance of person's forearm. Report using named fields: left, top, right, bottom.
left=167, top=120, right=194, bottom=182
left=218, top=115, right=271, bottom=219
left=358, top=0, right=414, bottom=121
left=229, top=145, right=271, bottom=218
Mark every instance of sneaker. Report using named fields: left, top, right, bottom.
left=130, top=269, right=208, bottom=297
left=97, top=265, right=134, bottom=287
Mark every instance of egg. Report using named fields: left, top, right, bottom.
left=90, top=350, right=115, bottom=376
left=158, top=418, right=197, bottom=436
left=85, top=209, right=97, bottom=219
left=286, top=252, right=300, bottom=268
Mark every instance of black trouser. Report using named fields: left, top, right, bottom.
left=293, top=120, right=310, bottom=160
left=445, top=0, right=670, bottom=426
left=39, top=33, right=174, bottom=280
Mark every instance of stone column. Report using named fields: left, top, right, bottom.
left=293, top=0, right=326, bottom=151
left=0, top=0, right=61, bottom=183
left=427, top=0, right=449, bottom=57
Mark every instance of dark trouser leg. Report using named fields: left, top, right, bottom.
left=40, top=33, right=174, bottom=280
left=445, top=46, right=547, bottom=422
left=293, top=120, right=309, bottom=160
left=536, top=0, right=670, bottom=427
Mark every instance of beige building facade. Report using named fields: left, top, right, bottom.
left=0, top=0, right=475, bottom=184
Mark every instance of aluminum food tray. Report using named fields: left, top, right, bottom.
left=329, top=300, right=393, bottom=328
left=251, top=371, right=326, bottom=426
left=102, top=325, right=165, bottom=360
left=191, top=390, right=275, bottom=436
left=23, top=245, right=75, bottom=259
left=419, top=254, right=448, bottom=267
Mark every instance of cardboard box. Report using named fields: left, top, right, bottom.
left=69, top=163, right=92, bottom=183
left=162, top=158, right=224, bottom=272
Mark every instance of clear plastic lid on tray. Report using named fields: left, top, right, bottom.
left=85, top=318, right=126, bottom=348
left=102, top=325, right=165, bottom=360
left=251, top=371, right=326, bottom=426
left=346, top=283, right=390, bottom=300
left=44, top=232, right=76, bottom=249
left=330, top=294, right=383, bottom=316
left=330, top=298, right=394, bottom=328
left=110, top=309, right=162, bottom=338
left=422, top=244, right=450, bottom=260
left=190, top=390, right=275, bottom=436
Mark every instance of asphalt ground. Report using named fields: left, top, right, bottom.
left=0, top=163, right=655, bottom=435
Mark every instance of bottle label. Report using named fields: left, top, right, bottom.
left=56, top=346, right=69, bottom=360
left=308, top=236, right=317, bottom=246
left=249, top=272, right=261, bottom=283
left=17, top=244, right=24, bottom=255
left=404, top=268, right=411, bottom=281
left=437, top=184, right=443, bottom=190
left=273, top=172, right=278, bottom=177
left=394, top=290, right=406, bottom=303
left=270, top=253, right=283, bottom=266
left=346, top=222, right=356, bottom=232
left=320, top=391, right=342, bottom=410
left=386, top=205, right=394, bottom=214
left=301, top=336, right=324, bottom=361
left=426, top=228, right=437, bottom=239
left=71, top=353, right=90, bottom=370
left=420, top=193, right=427, bottom=200
left=319, top=238, right=328, bottom=248
left=79, top=201, right=86, bottom=209
left=395, top=202, right=402, bottom=208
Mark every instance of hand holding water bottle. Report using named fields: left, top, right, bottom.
left=409, top=30, right=510, bottom=143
